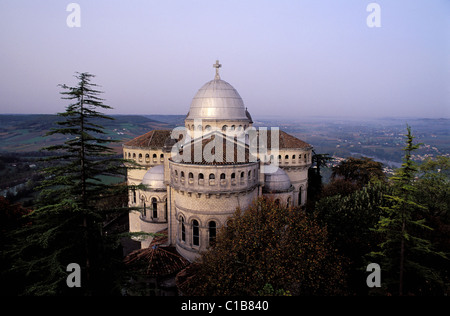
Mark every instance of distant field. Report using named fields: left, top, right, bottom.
left=255, top=117, right=449, bottom=164
left=0, top=114, right=174, bottom=153
left=1, top=114, right=448, bottom=165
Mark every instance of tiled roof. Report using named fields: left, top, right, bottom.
left=175, top=262, right=201, bottom=295
left=172, top=132, right=253, bottom=165
left=123, top=129, right=311, bottom=152
left=123, top=229, right=189, bottom=277
left=261, top=129, right=311, bottom=149
left=123, top=130, right=172, bottom=148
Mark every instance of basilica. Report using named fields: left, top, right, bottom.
left=123, top=61, right=312, bottom=262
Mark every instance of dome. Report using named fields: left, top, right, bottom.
left=186, top=61, right=252, bottom=122
left=264, top=167, right=292, bottom=192
left=142, top=164, right=165, bottom=190
left=186, top=79, right=249, bottom=121
left=186, top=73, right=250, bottom=121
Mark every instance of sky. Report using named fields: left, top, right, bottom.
left=0, top=0, right=449, bottom=118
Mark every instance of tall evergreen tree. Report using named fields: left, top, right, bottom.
left=369, top=125, right=447, bottom=295
left=306, top=151, right=333, bottom=209
left=9, top=72, right=128, bottom=295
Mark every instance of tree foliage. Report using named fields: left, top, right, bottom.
left=314, top=182, right=391, bottom=294
left=331, top=156, right=385, bottom=186
left=177, top=197, right=347, bottom=296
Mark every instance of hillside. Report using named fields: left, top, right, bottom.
left=0, top=114, right=176, bottom=153
left=1, top=114, right=448, bottom=162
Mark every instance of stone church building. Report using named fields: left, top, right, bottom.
left=123, top=62, right=312, bottom=262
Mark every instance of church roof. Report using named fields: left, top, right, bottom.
left=261, top=129, right=312, bottom=149
left=124, top=129, right=311, bottom=158
left=172, top=132, right=254, bottom=165
left=123, top=130, right=172, bottom=148
left=123, top=229, right=189, bottom=277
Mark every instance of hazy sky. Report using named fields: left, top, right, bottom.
left=0, top=0, right=449, bottom=118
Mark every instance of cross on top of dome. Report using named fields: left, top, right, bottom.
left=213, top=60, right=222, bottom=80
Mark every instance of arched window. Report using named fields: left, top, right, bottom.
left=222, top=125, right=228, bottom=132
left=240, top=171, right=244, bottom=178
left=205, top=125, right=211, bottom=132
left=287, top=197, right=291, bottom=208
left=181, top=217, right=186, bottom=242
left=298, top=188, right=302, bottom=206
left=285, top=155, right=289, bottom=160
left=198, top=173, right=204, bottom=185
left=188, top=172, right=194, bottom=179
left=292, top=155, right=296, bottom=160
left=145, top=153, right=150, bottom=161
left=180, top=171, right=185, bottom=178
left=192, top=220, right=199, bottom=246
left=209, top=173, right=215, bottom=185
left=152, top=197, right=157, bottom=219
left=209, top=221, right=217, bottom=246
left=231, top=172, right=236, bottom=184
left=220, top=173, right=226, bottom=180
left=142, top=201, right=146, bottom=217
left=248, top=170, right=251, bottom=180
left=138, top=153, right=142, bottom=161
